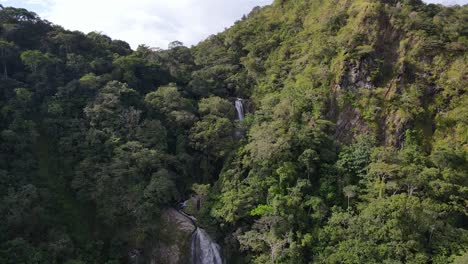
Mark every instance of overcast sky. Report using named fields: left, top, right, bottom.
left=1, top=0, right=466, bottom=49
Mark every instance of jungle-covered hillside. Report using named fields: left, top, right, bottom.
left=0, top=0, right=467, bottom=263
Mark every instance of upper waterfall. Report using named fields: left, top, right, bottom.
left=235, top=98, right=245, bottom=120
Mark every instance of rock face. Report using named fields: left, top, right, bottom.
left=336, top=59, right=375, bottom=92
left=150, top=208, right=196, bottom=264
left=335, top=105, right=371, bottom=143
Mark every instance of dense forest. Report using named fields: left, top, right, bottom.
left=0, top=0, right=467, bottom=263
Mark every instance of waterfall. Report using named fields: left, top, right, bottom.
left=191, top=227, right=223, bottom=264
left=235, top=98, right=244, bottom=121
left=175, top=204, right=223, bottom=264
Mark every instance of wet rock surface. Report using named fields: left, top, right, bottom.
left=150, top=208, right=196, bottom=264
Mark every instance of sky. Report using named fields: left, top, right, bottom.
left=1, top=0, right=466, bottom=49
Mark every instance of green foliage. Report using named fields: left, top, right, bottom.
left=190, top=114, right=235, bottom=158
left=145, top=84, right=191, bottom=114
left=198, top=96, right=235, bottom=118
left=20, top=50, right=51, bottom=73
left=1, top=1, right=467, bottom=263
left=250, top=204, right=274, bottom=216
left=318, top=194, right=468, bottom=263
left=192, top=183, right=210, bottom=196
left=144, top=169, right=179, bottom=205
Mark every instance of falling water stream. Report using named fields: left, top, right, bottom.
left=235, top=98, right=244, bottom=120
left=191, top=227, right=223, bottom=264
left=177, top=205, right=223, bottom=264
left=173, top=98, right=243, bottom=264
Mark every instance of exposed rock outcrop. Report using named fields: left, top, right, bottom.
left=150, top=208, right=196, bottom=264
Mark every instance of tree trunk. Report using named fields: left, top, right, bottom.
left=3, top=61, right=7, bottom=80
left=379, top=177, right=385, bottom=198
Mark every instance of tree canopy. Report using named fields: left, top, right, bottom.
left=0, top=1, right=467, bottom=263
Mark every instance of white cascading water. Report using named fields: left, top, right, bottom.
left=191, top=227, right=223, bottom=264
left=235, top=98, right=244, bottom=120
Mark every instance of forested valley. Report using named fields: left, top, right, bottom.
left=0, top=0, right=467, bottom=263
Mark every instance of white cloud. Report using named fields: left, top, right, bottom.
left=1, top=0, right=467, bottom=49
left=424, top=0, right=466, bottom=4
left=39, top=0, right=272, bottom=49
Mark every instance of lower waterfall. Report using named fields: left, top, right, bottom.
left=191, top=227, right=223, bottom=264
left=176, top=207, right=223, bottom=264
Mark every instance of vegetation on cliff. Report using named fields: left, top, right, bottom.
left=0, top=0, right=466, bottom=263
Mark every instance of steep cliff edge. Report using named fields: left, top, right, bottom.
left=149, top=209, right=195, bottom=264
